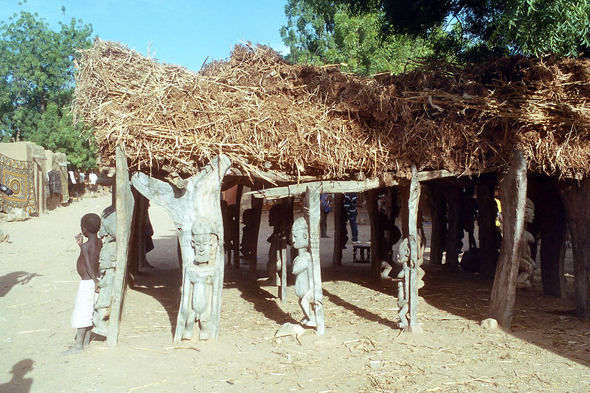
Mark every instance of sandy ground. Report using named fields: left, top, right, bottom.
left=1, top=191, right=589, bottom=393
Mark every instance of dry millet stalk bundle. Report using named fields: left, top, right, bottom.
left=73, top=39, right=590, bottom=181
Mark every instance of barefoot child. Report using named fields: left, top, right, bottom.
left=64, top=213, right=102, bottom=354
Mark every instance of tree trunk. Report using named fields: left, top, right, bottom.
left=490, top=151, right=527, bottom=328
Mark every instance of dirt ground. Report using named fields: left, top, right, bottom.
left=1, top=191, right=589, bottom=393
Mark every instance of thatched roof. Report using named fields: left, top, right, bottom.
left=73, top=38, right=590, bottom=182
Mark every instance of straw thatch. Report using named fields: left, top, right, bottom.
left=73, top=39, right=590, bottom=181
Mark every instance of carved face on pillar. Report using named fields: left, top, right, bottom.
left=291, top=217, right=309, bottom=251
left=525, top=198, right=535, bottom=224
left=191, top=219, right=218, bottom=264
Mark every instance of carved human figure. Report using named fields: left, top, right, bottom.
left=396, top=238, right=411, bottom=329
left=179, top=219, right=219, bottom=340
left=291, top=217, right=316, bottom=327
left=93, top=206, right=117, bottom=336
left=518, top=198, right=536, bottom=288
left=93, top=241, right=116, bottom=336
left=267, top=204, right=285, bottom=286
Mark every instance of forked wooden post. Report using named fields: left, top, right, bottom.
left=131, top=155, right=232, bottom=341
left=490, top=150, right=527, bottom=327
left=107, top=146, right=135, bottom=346
left=304, top=184, right=325, bottom=334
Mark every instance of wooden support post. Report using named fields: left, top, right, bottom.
left=131, top=192, right=150, bottom=280
left=367, top=188, right=382, bottom=282
left=304, top=184, right=325, bottom=334
left=332, top=193, right=344, bottom=266
left=107, top=146, right=135, bottom=346
left=561, top=178, right=590, bottom=321
left=408, top=165, right=423, bottom=333
left=399, top=184, right=409, bottom=240
left=131, top=155, right=232, bottom=341
left=278, top=198, right=290, bottom=303
left=477, top=174, right=499, bottom=278
left=428, top=181, right=447, bottom=265
left=490, top=150, right=527, bottom=327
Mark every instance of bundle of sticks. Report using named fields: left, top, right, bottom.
left=73, top=39, right=590, bottom=181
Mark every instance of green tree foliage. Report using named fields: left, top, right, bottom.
left=280, top=0, right=433, bottom=75
left=0, top=9, right=96, bottom=169
left=332, top=0, right=590, bottom=61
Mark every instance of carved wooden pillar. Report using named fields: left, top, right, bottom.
left=304, top=184, right=325, bottom=334
left=332, top=193, right=344, bottom=266
left=131, top=155, right=232, bottom=341
left=490, top=151, right=527, bottom=327
left=476, top=174, right=499, bottom=278
left=561, top=178, right=590, bottom=321
left=107, top=146, right=135, bottom=346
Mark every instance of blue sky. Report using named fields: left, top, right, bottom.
left=1, top=0, right=289, bottom=72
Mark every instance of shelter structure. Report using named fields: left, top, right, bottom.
left=73, top=38, right=590, bottom=344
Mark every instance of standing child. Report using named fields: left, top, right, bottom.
left=64, top=213, right=102, bottom=355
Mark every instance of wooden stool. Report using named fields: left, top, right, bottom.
left=353, top=244, right=371, bottom=263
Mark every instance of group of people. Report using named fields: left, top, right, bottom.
left=67, top=170, right=98, bottom=197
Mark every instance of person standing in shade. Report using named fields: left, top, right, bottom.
left=344, top=193, right=360, bottom=243
left=320, top=193, right=331, bottom=238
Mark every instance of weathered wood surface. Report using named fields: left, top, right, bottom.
left=131, top=155, right=232, bottom=341
left=561, top=177, right=590, bottom=321
left=305, top=184, right=325, bottom=334
left=407, top=165, right=423, bottom=333
left=490, top=150, right=527, bottom=327
left=107, top=146, right=135, bottom=346
left=250, top=179, right=385, bottom=199
left=246, top=170, right=462, bottom=200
